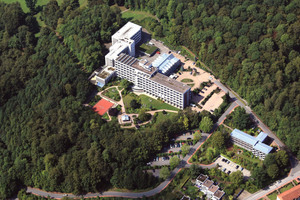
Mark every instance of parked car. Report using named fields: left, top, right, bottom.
left=187, top=137, right=191, bottom=140
left=227, top=171, right=231, bottom=175
left=223, top=168, right=226, bottom=172
left=227, top=161, right=230, bottom=164
left=241, top=167, right=244, bottom=171
left=236, top=165, right=239, bottom=169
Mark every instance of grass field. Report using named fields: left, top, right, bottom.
left=181, top=78, right=194, bottom=83
left=154, top=112, right=177, bottom=123
left=1, top=0, right=87, bottom=12
left=102, top=112, right=110, bottom=120
left=139, top=43, right=158, bottom=55
left=102, top=88, right=121, bottom=101
left=139, top=95, right=179, bottom=111
left=267, top=191, right=278, bottom=200
left=122, top=10, right=156, bottom=21
left=279, top=182, right=294, bottom=193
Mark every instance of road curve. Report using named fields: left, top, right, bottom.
left=26, top=102, right=238, bottom=199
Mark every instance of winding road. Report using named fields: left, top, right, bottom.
left=26, top=79, right=299, bottom=199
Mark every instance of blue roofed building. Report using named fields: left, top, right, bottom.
left=256, top=132, right=268, bottom=142
left=230, top=129, right=273, bottom=160
left=152, top=53, right=181, bottom=75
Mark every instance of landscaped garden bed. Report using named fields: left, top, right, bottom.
left=102, top=87, right=121, bottom=101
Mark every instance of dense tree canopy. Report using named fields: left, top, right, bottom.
left=125, top=0, right=300, bottom=159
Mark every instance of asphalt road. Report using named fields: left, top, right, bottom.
left=214, top=80, right=285, bottom=148
left=26, top=103, right=234, bottom=199
left=26, top=75, right=298, bottom=199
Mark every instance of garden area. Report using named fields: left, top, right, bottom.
left=121, top=10, right=157, bottom=22
left=267, top=191, right=278, bottom=200
left=139, top=43, right=158, bottom=55
left=123, top=93, right=179, bottom=113
left=181, top=78, right=194, bottom=83
left=222, top=145, right=262, bottom=171
left=102, top=87, right=121, bottom=101
left=190, top=125, right=231, bottom=164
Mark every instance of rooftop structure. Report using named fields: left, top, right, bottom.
left=152, top=53, right=181, bottom=75
left=150, top=72, right=191, bottom=94
left=196, top=174, right=208, bottom=183
left=277, top=184, right=300, bottom=200
left=214, top=190, right=225, bottom=200
left=231, top=129, right=273, bottom=160
left=196, top=174, right=225, bottom=200
left=105, top=39, right=136, bottom=67
left=208, top=185, right=219, bottom=194
left=256, top=132, right=268, bottom=142
left=116, top=53, right=157, bottom=75
left=94, top=66, right=116, bottom=87
left=112, top=22, right=142, bottom=45
left=115, top=53, right=191, bottom=109
left=203, top=179, right=214, bottom=188
left=122, top=115, right=130, bottom=122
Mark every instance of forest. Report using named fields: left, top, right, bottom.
left=122, top=0, right=300, bottom=159
left=0, top=0, right=299, bottom=198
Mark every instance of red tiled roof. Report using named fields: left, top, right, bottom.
left=93, top=99, right=114, bottom=116
left=277, top=184, right=300, bottom=200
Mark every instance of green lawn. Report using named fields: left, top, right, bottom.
left=123, top=93, right=136, bottom=111
left=154, top=112, right=177, bottom=123
left=102, top=112, right=110, bottom=120
left=187, top=83, right=195, bottom=87
left=139, top=95, right=179, bottom=111
left=122, top=10, right=156, bottom=21
left=279, top=182, right=294, bottom=193
left=267, top=191, right=278, bottom=200
left=1, top=0, right=88, bottom=12
left=102, top=88, right=121, bottom=101
left=181, top=78, right=194, bottom=83
left=139, top=43, right=158, bottom=55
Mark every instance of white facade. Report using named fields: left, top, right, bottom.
left=112, top=22, right=142, bottom=45
left=106, top=22, right=142, bottom=67
left=115, top=53, right=191, bottom=109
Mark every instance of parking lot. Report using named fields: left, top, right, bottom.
left=150, top=154, right=183, bottom=166
left=215, top=156, right=251, bottom=178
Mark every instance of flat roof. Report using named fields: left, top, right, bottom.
left=197, top=174, right=208, bottom=182
left=231, top=129, right=272, bottom=155
left=152, top=53, right=180, bottom=74
left=208, top=185, right=219, bottom=193
left=116, top=53, right=156, bottom=75
left=277, top=184, right=300, bottom=200
left=106, top=41, right=129, bottom=59
left=112, top=22, right=141, bottom=40
left=254, top=142, right=273, bottom=154
left=93, top=99, right=114, bottom=116
left=203, top=179, right=214, bottom=188
left=150, top=72, right=190, bottom=94
left=231, top=129, right=258, bottom=146
left=214, top=190, right=225, bottom=198
left=256, top=132, right=268, bottom=142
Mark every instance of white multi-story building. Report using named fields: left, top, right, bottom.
left=105, top=22, right=142, bottom=67
left=230, top=129, right=273, bottom=160
left=115, top=53, right=191, bottom=109
left=112, top=21, right=142, bottom=45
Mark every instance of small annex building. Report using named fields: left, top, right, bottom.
left=230, top=129, right=273, bottom=160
